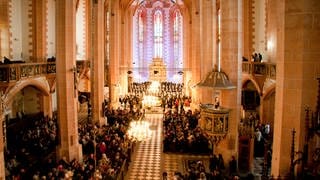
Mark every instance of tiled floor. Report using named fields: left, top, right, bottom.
left=125, top=113, right=210, bottom=180
left=126, top=113, right=162, bottom=180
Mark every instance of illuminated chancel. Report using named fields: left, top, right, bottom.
left=132, top=0, right=183, bottom=82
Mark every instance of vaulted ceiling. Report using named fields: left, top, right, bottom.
left=119, top=0, right=192, bottom=12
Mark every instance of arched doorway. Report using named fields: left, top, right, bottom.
left=4, top=83, right=57, bottom=178
left=238, top=80, right=261, bottom=173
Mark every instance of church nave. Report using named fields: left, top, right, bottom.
left=126, top=113, right=162, bottom=180
left=126, top=113, right=211, bottom=180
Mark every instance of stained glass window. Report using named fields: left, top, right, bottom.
left=173, top=10, right=182, bottom=69
left=154, top=10, right=163, bottom=58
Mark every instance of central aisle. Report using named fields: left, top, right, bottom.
left=126, top=113, right=211, bottom=180
left=126, top=113, right=163, bottom=180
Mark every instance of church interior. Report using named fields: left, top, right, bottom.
left=0, top=0, right=319, bottom=179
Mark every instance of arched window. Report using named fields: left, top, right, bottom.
left=173, top=10, right=182, bottom=69
left=138, top=10, right=144, bottom=67
left=154, top=10, right=163, bottom=58
left=217, top=8, right=221, bottom=71
left=105, top=10, right=110, bottom=65
left=138, top=10, right=144, bottom=42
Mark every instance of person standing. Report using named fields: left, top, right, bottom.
left=229, top=156, right=237, bottom=176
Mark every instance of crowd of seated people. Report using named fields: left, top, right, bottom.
left=162, top=156, right=227, bottom=180
left=78, top=108, right=138, bottom=178
left=118, top=94, right=143, bottom=112
left=5, top=107, right=138, bottom=179
left=5, top=113, right=58, bottom=179
left=163, top=160, right=208, bottom=180
left=160, top=92, right=191, bottom=112
left=163, top=109, right=211, bottom=154
left=163, top=154, right=245, bottom=180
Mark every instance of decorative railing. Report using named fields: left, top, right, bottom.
left=0, top=60, right=109, bottom=84
left=238, top=120, right=256, bottom=138
left=199, top=104, right=230, bottom=145
left=0, top=62, right=56, bottom=83
left=242, top=62, right=276, bottom=79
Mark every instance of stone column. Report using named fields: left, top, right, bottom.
left=119, top=9, right=131, bottom=96
left=217, top=0, right=242, bottom=162
left=190, top=0, right=201, bottom=108
left=198, top=0, right=217, bottom=104
left=182, top=6, right=191, bottom=97
left=109, top=0, right=121, bottom=107
left=55, top=0, right=82, bottom=161
left=0, top=99, right=5, bottom=179
left=42, top=94, right=53, bottom=119
left=0, top=0, right=10, bottom=58
left=32, top=0, right=47, bottom=62
left=270, top=0, right=320, bottom=176
left=91, top=0, right=105, bottom=126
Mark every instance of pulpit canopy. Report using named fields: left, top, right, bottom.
left=196, top=68, right=236, bottom=90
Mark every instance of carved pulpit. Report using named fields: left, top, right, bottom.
left=199, top=104, right=230, bottom=144
left=149, top=58, right=167, bottom=82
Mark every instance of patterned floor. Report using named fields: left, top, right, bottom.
left=125, top=113, right=210, bottom=180
left=126, top=113, right=162, bottom=180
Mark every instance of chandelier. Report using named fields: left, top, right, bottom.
left=127, top=120, right=151, bottom=141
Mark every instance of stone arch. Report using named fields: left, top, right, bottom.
left=262, top=83, right=275, bottom=100
left=242, top=76, right=262, bottom=95
left=3, top=77, right=50, bottom=107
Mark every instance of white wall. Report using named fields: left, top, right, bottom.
left=23, top=86, right=41, bottom=114
left=9, top=0, right=32, bottom=60
left=9, top=0, right=22, bottom=59
left=47, top=0, right=56, bottom=58
left=76, top=0, right=86, bottom=60
left=253, top=0, right=266, bottom=58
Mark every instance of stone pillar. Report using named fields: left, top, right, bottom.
left=199, top=0, right=217, bottom=104
left=270, top=0, right=320, bottom=177
left=32, top=0, right=47, bottom=62
left=190, top=0, right=217, bottom=107
left=249, top=138, right=255, bottom=173
left=0, top=0, right=10, bottom=58
left=190, top=0, right=201, bottom=108
left=182, top=6, right=191, bottom=98
left=243, top=0, right=254, bottom=60
left=0, top=100, right=5, bottom=179
left=109, top=0, right=121, bottom=107
left=91, top=0, right=105, bottom=126
left=55, top=0, right=82, bottom=162
left=119, top=9, right=132, bottom=96
left=42, top=94, right=53, bottom=119
left=217, top=0, right=242, bottom=163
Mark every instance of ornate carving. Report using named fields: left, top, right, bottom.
left=199, top=104, right=230, bottom=145
left=10, top=67, right=17, bottom=80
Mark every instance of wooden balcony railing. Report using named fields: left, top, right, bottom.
left=242, top=62, right=276, bottom=79
left=0, top=61, right=273, bottom=85
left=0, top=62, right=56, bottom=83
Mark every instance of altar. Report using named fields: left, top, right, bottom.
left=149, top=58, right=167, bottom=82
